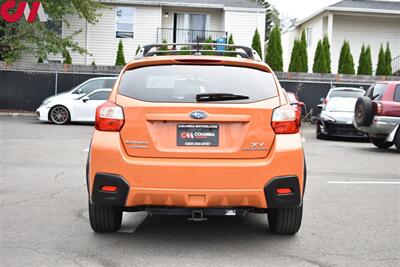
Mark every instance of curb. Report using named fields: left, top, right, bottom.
left=0, top=112, right=36, bottom=118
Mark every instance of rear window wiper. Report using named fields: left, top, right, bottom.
left=196, top=93, right=250, bottom=102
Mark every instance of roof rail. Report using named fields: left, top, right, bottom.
left=135, top=43, right=262, bottom=62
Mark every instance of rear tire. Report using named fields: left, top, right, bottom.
left=354, top=97, right=374, bottom=126
left=89, top=201, right=122, bottom=233
left=268, top=205, right=303, bottom=235
left=370, top=137, right=393, bottom=149
left=394, top=129, right=400, bottom=152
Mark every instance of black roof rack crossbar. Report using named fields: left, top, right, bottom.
left=137, top=43, right=261, bottom=61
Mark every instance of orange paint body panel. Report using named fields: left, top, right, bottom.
left=89, top=55, right=304, bottom=210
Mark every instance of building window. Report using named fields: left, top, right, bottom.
left=306, top=27, right=312, bottom=47
left=116, top=7, right=134, bottom=38
left=46, top=20, right=62, bottom=36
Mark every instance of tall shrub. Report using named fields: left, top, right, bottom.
left=299, top=30, right=308, bottom=72
left=322, top=35, right=331, bottom=73
left=115, top=40, right=126, bottom=66
left=363, top=45, right=373, bottom=75
left=289, top=40, right=301, bottom=72
left=357, top=44, right=366, bottom=75
left=338, top=40, right=355, bottom=74
left=313, top=40, right=327, bottom=73
left=385, top=43, right=392, bottom=76
left=376, top=44, right=386, bottom=76
left=251, top=28, right=262, bottom=58
left=265, top=25, right=283, bottom=71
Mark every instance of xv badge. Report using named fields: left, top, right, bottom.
left=1, top=1, right=47, bottom=23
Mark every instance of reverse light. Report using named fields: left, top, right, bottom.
left=271, top=105, right=300, bottom=134
left=95, top=101, right=125, bottom=131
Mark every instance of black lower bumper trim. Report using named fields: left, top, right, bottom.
left=264, top=176, right=302, bottom=209
left=91, top=173, right=130, bottom=206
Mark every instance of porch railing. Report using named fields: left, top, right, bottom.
left=157, top=28, right=228, bottom=44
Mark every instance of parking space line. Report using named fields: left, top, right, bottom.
left=327, top=181, right=400, bottom=185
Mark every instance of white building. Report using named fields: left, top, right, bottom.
left=281, top=0, right=400, bottom=74
left=19, top=0, right=266, bottom=65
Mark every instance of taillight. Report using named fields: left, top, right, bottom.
left=271, top=105, right=300, bottom=134
left=375, top=102, right=382, bottom=115
left=95, top=101, right=125, bottom=131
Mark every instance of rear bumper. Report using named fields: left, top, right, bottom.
left=319, top=119, right=367, bottom=138
left=354, top=116, right=400, bottom=137
left=89, top=131, right=305, bottom=209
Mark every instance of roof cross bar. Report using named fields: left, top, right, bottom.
left=136, top=43, right=261, bottom=61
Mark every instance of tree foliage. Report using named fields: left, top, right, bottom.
left=338, top=40, right=355, bottom=74
left=251, top=28, right=262, bottom=58
left=0, top=0, right=103, bottom=63
left=322, top=35, right=331, bottom=73
left=115, top=40, right=126, bottom=66
left=289, top=40, right=301, bottom=72
left=265, top=25, right=283, bottom=71
left=313, top=40, right=328, bottom=73
left=299, top=30, right=308, bottom=72
left=385, top=43, right=392, bottom=76
left=251, top=0, right=280, bottom=41
left=357, top=44, right=366, bottom=75
left=62, top=49, right=72, bottom=64
left=376, top=44, right=386, bottom=76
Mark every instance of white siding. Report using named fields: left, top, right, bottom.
left=224, top=10, right=266, bottom=59
left=87, top=5, right=161, bottom=65
left=63, top=14, right=87, bottom=64
left=332, top=14, right=400, bottom=74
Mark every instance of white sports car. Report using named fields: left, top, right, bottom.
left=36, top=89, right=111, bottom=125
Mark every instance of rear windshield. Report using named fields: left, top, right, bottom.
left=329, top=89, right=364, bottom=98
left=366, top=84, right=388, bottom=100
left=118, top=65, right=278, bottom=103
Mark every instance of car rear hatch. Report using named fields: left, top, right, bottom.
left=116, top=64, right=280, bottom=159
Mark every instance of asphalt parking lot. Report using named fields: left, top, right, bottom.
left=1, top=116, right=399, bottom=267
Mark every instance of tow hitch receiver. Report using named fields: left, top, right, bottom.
left=188, top=210, right=208, bottom=222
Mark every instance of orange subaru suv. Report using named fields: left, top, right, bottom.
left=87, top=44, right=306, bottom=235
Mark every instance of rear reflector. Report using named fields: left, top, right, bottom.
left=95, top=102, right=125, bottom=132
left=100, top=185, right=117, bottom=192
left=271, top=105, right=300, bottom=134
left=276, top=188, right=292, bottom=194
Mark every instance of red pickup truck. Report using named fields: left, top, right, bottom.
left=354, top=81, right=400, bottom=151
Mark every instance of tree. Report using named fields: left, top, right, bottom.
left=289, top=40, right=301, bottom=72
left=159, top=39, right=168, bottom=51
left=62, top=50, right=72, bottom=64
left=227, top=33, right=235, bottom=56
left=299, top=30, right=308, bottom=72
left=265, top=25, right=283, bottom=71
left=363, top=46, right=373, bottom=75
left=357, top=44, right=366, bottom=75
left=202, top=36, right=214, bottom=55
left=251, top=0, right=280, bottom=41
left=338, top=40, right=355, bottom=74
left=251, top=29, right=262, bottom=58
left=322, top=35, right=331, bottom=73
left=115, top=40, right=126, bottom=66
left=0, top=0, right=103, bottom=63
left=385, top=43, right=393, bottom=76
left=376, top=44, right=386, bottom=76
left=313, top=40, right=328, bottom=73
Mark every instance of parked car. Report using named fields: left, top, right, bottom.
left=40, top=77, right=116, bottom=106
left=354, top=82, right=400, bottom=151
left=285, top=91, right=304, bottom=126
left=87, top=43, right=306, bottom=235
left=36, top=89, right=111, bottom=124
left=318, top=87, right=365, bottom=110
left=316, top=97, right=367, bottom=139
